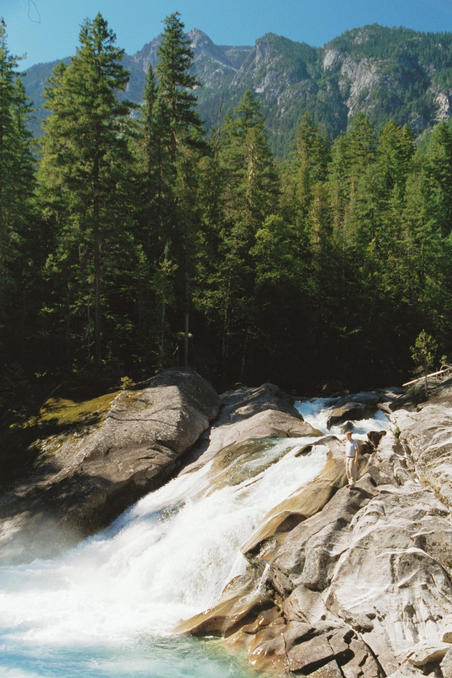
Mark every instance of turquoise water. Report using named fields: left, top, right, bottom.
left=0, top=635, right=260, bottom=677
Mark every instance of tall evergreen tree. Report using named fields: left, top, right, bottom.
left=282, top=112, right=330, bottom=226
left=38, top=13, right=138, bottom=372
left=208, top=91, right=279, bottom=379
left=151, top=12, right=205, bottom=366
left=424, top=121, right=452, bottom=236
left=0, top=21, right=34, bottom=307
left=0, top=20, right=37, bottom=413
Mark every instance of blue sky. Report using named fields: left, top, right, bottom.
left=3, top=0, right=452, bottom=70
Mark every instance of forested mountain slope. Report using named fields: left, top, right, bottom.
left=23, top=23, right=452, bottom=154
left=2, top=12, right=452, bottom=425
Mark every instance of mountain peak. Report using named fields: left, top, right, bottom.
left=187, top=28, right=215, bottom=50
left=22, top=24, right=452, bottom=156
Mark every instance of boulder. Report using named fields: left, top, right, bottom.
left=241, top=454, right=348, bottom=558
left=0, top=368, right=219, bottom=564
left=270, top=475, right=377, bottom=588
left=391, top=402, right=452, bottom=507
left=442, top=615, right=452, bottom=643
left=407, top=642, right=450, bottom=668
left=182, top=382, right=320, bottom=473
left=287, top=632, right=335, bottom=673
left=441, top=648, right=452, bottom=678
left=174, top=569, right=274, bottom=638
left=268, top=620, right=383, bottom=677
left=326, top=401, right=378, bottom=428
left=178, top=387, right=451, bottom=678
left=325, top=482, right=452, bottom=675
left=205, top=408, right=321, bottom=452
left=5, top=372, right=450, bottom=677
left=219, top=382, right=302, bottom=422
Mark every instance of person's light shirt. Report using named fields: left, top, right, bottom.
left=345, top=439, right=358, bottom=458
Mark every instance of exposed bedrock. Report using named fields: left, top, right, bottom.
left=182, top=381, right=321, bottom=473
left=1, top=371, right=451, bottom=676
left=179, top=383, right=452, bottom=678
left=0, top=368, right=220, bottom=564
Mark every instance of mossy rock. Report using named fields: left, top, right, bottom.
left=24, top=391, right=119, bottom=433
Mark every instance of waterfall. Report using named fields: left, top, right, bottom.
left=0, top=398, right=389, bottom=677
left=0, top=440, right=327, bottom=677
left=296, top=396, right=390, bottom=437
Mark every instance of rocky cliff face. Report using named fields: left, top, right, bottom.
left=23, top=24, right=452, bottom=154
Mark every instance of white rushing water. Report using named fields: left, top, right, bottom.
left=0, top=396, right=389, bottom=677
left=296, top=396, right=390, bottom=439
left=0, top=435, right=328, bottom=677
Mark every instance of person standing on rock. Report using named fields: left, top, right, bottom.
left=344, top=431, right=359, bottom=487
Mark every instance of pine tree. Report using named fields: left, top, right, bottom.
left=38, top=13, right=138, bottom=372
left=283, top=112, right=330, bottom=225
left=130, top=63, right=161, bottom=367
left=211, top=91, right=279, bottom=379
left=0, top=20, right=34, bottom=305
left=411, top=329, right=438, bottom=397
left=424, top=121, right=452, bottom=236
left=137, top=64, right=159, bottom=251
left=0, top=20, right=38, bottom=413
left=151, top=12, right=205, bottom=367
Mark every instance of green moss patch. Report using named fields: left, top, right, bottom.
left=10, top=390, right=119, bottom=448
left=33, top=391, right=118, bottom=430
left=1, top=388, right=123, bottom=484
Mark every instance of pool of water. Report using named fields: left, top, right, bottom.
left=0, top=635, right=261, bottom=678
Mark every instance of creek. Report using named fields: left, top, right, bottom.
left=0, top=397, right=389, bottom=678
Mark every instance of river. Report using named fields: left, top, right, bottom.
left=0, top=396, right=390, bottom=677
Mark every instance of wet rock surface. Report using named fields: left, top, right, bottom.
left=178, top=380, right=452, bottom=678
left=182, top=382, right=320, bottom=473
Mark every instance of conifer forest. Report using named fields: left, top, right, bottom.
left=1, top=12, right=452, bottom=419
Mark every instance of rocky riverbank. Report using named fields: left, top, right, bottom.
left=0, top=370, right=450, bottom=677
left=177, top=379, right=452, bottom=678
left=0, top=369, right=219, bottom=563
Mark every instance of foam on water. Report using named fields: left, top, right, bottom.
left=0, top=437, right=326, bottom=648
left=0, top=636, right=260, bottom=678
left=0, top=397, right=389, bottom=676
left=296, top=396, right=390, bottom=439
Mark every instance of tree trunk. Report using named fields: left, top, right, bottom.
left=183, top=310, right=189, bottom=367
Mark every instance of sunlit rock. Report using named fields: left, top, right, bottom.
left=0, top=368, right=219, bottom=563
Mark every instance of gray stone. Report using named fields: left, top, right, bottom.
left=407, top=641, right=450, bottom=667
left=4, top=373, right=451, bottom=678
left=440, top=648, right=452, bottom=678
left=442, top=615, right=452, bottom=643
left=287, top=633, right=335, bottom=672
left=306, top=659, right=343, bottom=677
left=273, top=480, right=376, bottom=584
left=0, top=369, right=219, bottom=563
left=283, top=585, right=324, bottom=623
left=327, top=401, right=378, bottom=428
left=341, top=637, right=382, bottom=678
left=385, top=668, right=425, bottom=678
left=391, top=402, right=452, bottom=506
left=325, top=482, right=452, bottom=674
left=177, top=381, right=452, bottom=677
left=182, top=382, right=320, bottom=473
left=283, top=620, right=316, bottom=650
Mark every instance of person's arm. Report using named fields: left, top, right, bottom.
left=354, top=441, right=359, bottom=464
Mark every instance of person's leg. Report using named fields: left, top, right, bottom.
left=346, top=457, right=354, bottom=486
